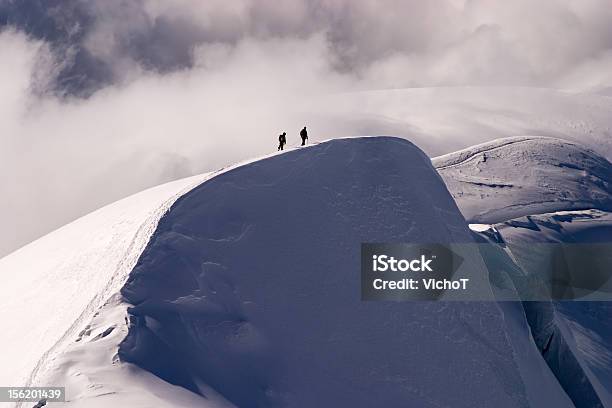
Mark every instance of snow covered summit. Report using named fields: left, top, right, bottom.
left=112, top=137, right=566, bottom=407
left=1, top=137, right=574, bottom=407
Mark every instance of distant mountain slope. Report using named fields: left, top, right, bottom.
left=433, top=136, right=612, bottom=223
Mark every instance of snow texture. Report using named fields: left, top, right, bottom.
left=32, top=294, right=230, bottom=408
left=433, top=136, right=612, bottom=224
left=471, top=213, right=612, bottom=408
left=0, top=173, right=208, bottom=403
left=492, top=211, right=612, bottom=406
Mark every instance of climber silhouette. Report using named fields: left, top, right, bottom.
left=300, top=126, right=308, bottom=146
left=278, top=132, right=287, bottom=151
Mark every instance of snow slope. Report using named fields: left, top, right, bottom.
left=470, top=212, right=612, bottom=408
left=435, top=136, right=612, bottom=406
left=113, top=137, right=569, bottom=408
left=2, top=136, right=593, bottom=407
left=0, top=173, right=208, bottom=397
left=491, top=211, right=612, bottom=403
left=472, top=224, right=610, bottom=406
left=559, top=301, right=612, bottom=403
left=433, top=136, right=612, bottom=224
left=31, top=295, right=231, bottom=408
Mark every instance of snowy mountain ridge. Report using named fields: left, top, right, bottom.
left=1, top=136, right=610, bottom=407
left=0, top=140, right=342, bottom=400
left=433, top=136, right=612, bottom=224
left=0, top=173, right=209, bottom=398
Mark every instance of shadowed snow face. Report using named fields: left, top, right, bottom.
left=2, top=0, right=612, bottom=256
left=118, top=138, right=563, bottom=408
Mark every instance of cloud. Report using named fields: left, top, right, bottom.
left=0, top=30, right=354, bottom=255
left=71, top=0, right=612, bottom=90
left=1, top=0, right=612, bottom=255
left=5, top=0, right=612, bottom=93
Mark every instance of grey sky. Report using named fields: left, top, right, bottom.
left=3, top=0, right=612, bottom=94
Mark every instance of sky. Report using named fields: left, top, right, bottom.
left=1, top=0, right=612, bottom=256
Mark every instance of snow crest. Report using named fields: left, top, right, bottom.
left=0, top=173, right=208, bottom=398
left=118, top=137, right=569, bottom=408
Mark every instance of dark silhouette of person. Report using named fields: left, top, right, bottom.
left=278, top=132, right=287, bottom=151
left=300, top=126, right=308, bottom=146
